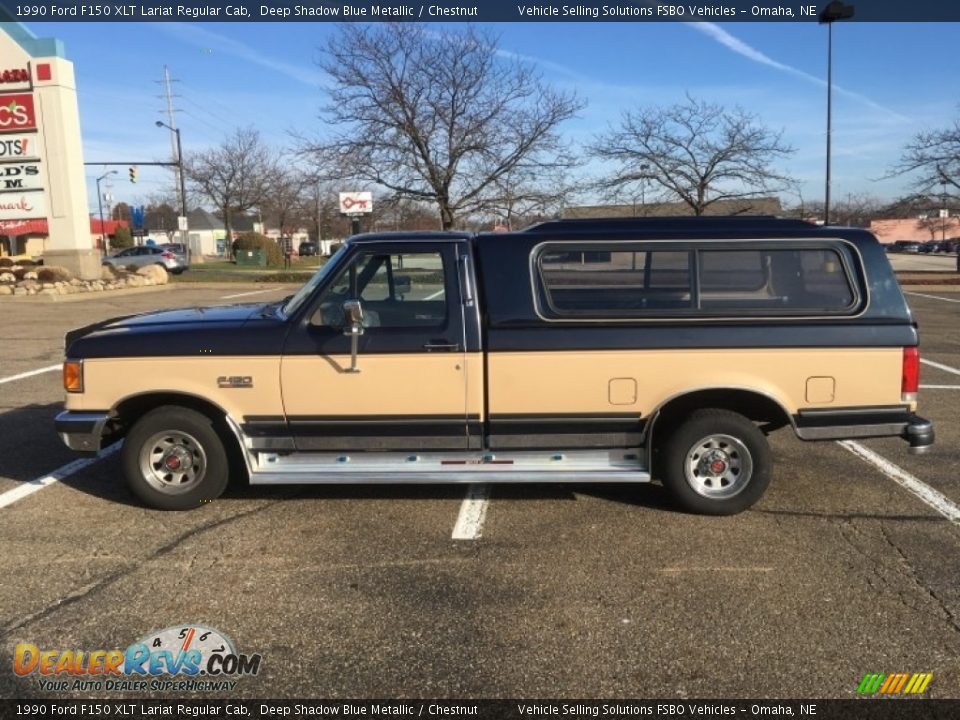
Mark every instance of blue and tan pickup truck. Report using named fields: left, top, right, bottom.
left=56, top=217, right=933, bottom=514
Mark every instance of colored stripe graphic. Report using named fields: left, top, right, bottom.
left=857, top=673, right=885, bottom=694
left=857, top=672, right=932, bottom=694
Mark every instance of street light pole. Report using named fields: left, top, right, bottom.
left=819, top=2, right=855, bottom=226
left=156, top=121, right=188, bottom=247
left=942, top=178, right=948, bottom=242
left=96, top=170, right=117, bottom=254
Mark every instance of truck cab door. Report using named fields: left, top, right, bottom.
left=280, top=242, right=472, bottom=451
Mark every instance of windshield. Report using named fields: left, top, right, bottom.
left=280, top=244, right=349, bottom=318
left=280, top=244, right=347, bottom=317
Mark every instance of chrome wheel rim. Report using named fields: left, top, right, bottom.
left=684, top=434, right=753, bottom=499
left=138, top=430, right=207, bottom=495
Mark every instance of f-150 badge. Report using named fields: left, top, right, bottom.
left=217, top=376, right=253, bottom=389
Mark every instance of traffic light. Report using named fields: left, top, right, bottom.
left=129, top=165, right=137, bottom=183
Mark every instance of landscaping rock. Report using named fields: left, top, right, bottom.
left=0, top=285, right=12, bottom=295
left=0, top=273, right=14, bottom=282
left=24, top=271, right=38, bottom=280
left=137, top=264, right=169, bottom=284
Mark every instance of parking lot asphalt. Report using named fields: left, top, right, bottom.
left=0, top=283, right=957, bottom=700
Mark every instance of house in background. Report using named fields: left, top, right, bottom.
left=186, top=209, right=227, bottom=257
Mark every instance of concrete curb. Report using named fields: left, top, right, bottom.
left=0, top=283, right=179, bottom=303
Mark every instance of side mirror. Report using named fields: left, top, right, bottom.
left=342, top=300, right=364, bottom=373
left=343, top=299, right=364, bottom=326
left=394, top=274, right=411, bottom=298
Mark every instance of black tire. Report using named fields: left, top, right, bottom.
left=121, top=406, right=229, bottom=510
left=660, top=408, right=771, bottom=516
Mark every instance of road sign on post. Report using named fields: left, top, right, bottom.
left=340, top=191, right=372, bottom=236
left=339, top=191, right=373, bottom=215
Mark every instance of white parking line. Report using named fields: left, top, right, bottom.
left=452, top=484, right=490, bottom=540
left=0, top=364, right=60, bottom=386
left=220, top=287, right=280, bottom=300
left=921, top=358, right=960, bottom=377
left=425, top=289, right=445, bottom=300
left=921, top=385, right=960, bottom=390
left=0, top=442, right=121, bottom=509
left=905, top=291, right=960, bottom=304
left=838, top=440, right=960, bottom=525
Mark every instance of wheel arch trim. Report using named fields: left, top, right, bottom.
left=643, top=385, right=794, bottom=470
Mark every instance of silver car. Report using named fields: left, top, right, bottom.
left=158, top=242, right=191, bottom=270
left=102, top=245, right=187, bottom=274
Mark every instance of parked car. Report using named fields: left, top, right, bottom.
left=102, top=245, right=186, bottom=274
left=919, top=241, right=941, bottom=254
left=298, top=241, right=319, bottom=257
left=886, top=240, right=921, bottom=253
left=158, top=243, right=191, bottom=270
left=58, top=217, right=933, bottom=514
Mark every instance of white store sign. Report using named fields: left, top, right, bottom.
left=0, top=134, right=40, bottom=160
left=0, top=191, right=45, bottom=220
left=339, top=191, right=373, bottom=215
left=0, top=161, right=42, bottom=192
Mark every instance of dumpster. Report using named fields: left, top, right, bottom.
left=236, top=248, right=266, bottom=267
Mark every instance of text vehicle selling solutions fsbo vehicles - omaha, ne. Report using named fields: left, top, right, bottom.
left=55, top=217, right=934, bottom=515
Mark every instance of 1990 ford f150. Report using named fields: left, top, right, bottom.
left=56, top=217, right=934, bottom=514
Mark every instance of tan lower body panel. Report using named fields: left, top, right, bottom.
left=486, top=347, right=905, bottom=418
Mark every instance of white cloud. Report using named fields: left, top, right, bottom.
left=153, top=23, right=326, bottom=87
left=687, top=23, right=910, bottom=122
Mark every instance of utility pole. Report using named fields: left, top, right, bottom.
left=160, top=66, right=188, bottom=246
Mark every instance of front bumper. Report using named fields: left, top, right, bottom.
left=55, top=411, right=110, bottom=453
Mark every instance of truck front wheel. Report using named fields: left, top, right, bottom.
left=121, top=406, right=229, bottom=510
left=660, top=408, right=771, bottom=515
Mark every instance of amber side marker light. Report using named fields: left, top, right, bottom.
left=63, top=360, right=83, bottom=393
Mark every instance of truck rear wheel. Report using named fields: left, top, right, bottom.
left=121, top=406, right=229, bottom=510
left=660, top=408, right=771, bottom=515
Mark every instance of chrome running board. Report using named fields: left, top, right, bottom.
left=247, top=449, right=650, bottom=485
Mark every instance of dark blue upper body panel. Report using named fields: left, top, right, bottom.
left=66, top=303, right=289, bottom=358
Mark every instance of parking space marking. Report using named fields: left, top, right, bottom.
left=0, top=442, right=121, bottom=509
left=906, top=291, right=960, bottom=304
left=921, top=385, right=960, bottom=389
left=921, top=358, right=960, bottom=377
left=425, top=289, right=445, bottom=300
left=838, top=440, right=960, bottom=525
left=451, top=484, right=490, bottom=540
left=220, top=287, right=280, bottom=300
left=0, top=364, right=60, bottom=386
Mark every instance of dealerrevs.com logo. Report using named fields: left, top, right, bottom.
left=13, top=625, right=261, bottom=693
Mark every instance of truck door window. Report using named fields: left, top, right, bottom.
left=316, top=251, right=448, bottom=328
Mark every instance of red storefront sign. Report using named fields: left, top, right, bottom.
left=0, top=94, right=37, bottom=133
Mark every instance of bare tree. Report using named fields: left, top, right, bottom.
left=308, top=24, right=583, bottom=230
left=297, top=180, right=348, bottom=241
left=889, top=113, right=960, bottom=194
left=144, top=201, right=177, bottom=240
left=590, top=95, right=795, bottom=216
left=828, top=193, right=884, bottom=228
left=185, top=128, right=277, bottom=241
left=259, top=167, right=312, bottom=242
left=481, top=164, right=576, bottom=230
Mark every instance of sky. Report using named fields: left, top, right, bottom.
left=20, top=20, right=960, bottom=217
